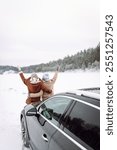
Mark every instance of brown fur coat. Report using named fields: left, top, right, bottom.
left=19, top=72, right=51, bottom=104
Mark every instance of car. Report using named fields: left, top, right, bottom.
left=20, top=87, right=100, bottom=150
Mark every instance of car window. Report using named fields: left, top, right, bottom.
left=38, top=97, right=71, bottom=126
left=64, top=101, right=100, bottom=150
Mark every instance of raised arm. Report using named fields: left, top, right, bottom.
left=17, top=66, right=27, bottom=85
left=51, top=66, right=59, bottom=84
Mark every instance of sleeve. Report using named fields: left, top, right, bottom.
left=51, top=71, right=58, bottom=84
left=30, top=90, right=43, bottom=98
left=19, top=72, right=28, bottom=85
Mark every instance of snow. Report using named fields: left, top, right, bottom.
left=0, top=70, right=99, bottom=150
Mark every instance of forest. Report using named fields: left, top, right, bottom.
left=0, top=44, right=100, bottom=74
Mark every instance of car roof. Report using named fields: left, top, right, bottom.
left=68, top=87, right=100, bottom=100
left=55, top=87, right=100, bottom=108
left=57, top=87, right=99, bottom=99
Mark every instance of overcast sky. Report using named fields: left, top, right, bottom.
left=0, top=0, right=99, bottom=67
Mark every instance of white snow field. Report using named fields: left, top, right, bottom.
left=0, top=70, right=99, bottom=150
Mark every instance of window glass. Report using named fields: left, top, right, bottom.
left=65, top=101, right=100, bottom=150
left=38, top=97, right=71, bottom=126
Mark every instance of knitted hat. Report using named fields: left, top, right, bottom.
left=31, top=73, right=38, bottom=79
left=30, top=73, right=39, bottom=84
left=42, top=73, right=50, bottom=81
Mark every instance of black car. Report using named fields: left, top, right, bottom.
left=20, top=87, right=100, bottom=150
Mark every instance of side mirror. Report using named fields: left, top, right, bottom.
left=26, top=107, right=39, bottom=116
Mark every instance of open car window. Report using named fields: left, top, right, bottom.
left=38, top=97, right=71, bottom=126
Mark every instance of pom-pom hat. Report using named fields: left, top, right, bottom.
left=42, top=73, right=50, bottom=81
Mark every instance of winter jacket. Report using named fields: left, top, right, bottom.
left=29, top=71, right=58, bottom=100
left=19, top=72, right=52, bottom=104
left=42, top=71, right=58, bottom=100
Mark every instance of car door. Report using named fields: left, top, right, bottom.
left=26, top=96, right=72, bottom=150
left=48, top=99, right=82, bottom=150
left=63, top=100, right=100, bottom=150
left=49, top=98, right=100, bottom=150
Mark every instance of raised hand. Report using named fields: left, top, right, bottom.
left=57, top=66, right=60, bottom=71
left=17, top=66, right=22, bottom=72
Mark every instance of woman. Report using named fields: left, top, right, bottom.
left=18, top=67, right=52, bottom=105
left=30, top=66, right=59, bottom=101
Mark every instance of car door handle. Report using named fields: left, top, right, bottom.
left=42, top=134, right=48, bottom=142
